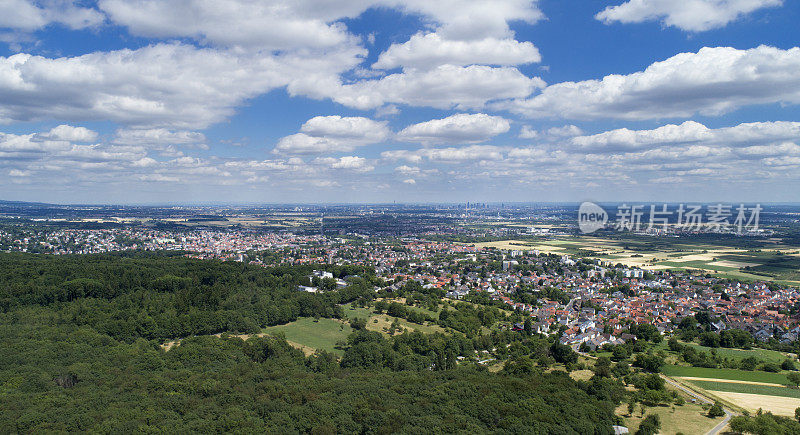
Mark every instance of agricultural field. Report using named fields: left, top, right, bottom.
left=683, top=379, right=800, bottom=416
left=155, top=213, right=319, bottom=229
left=689, top=380, right=800, bottom=399
left=471, top=240, right=568, bottom=254
left=663, top=364, right=800, bottom=416
left=662, top=365, right=790, bottom=385
left=474, top=234, right=800, bottom=284
left=710, top=391, right=800, bottom=416
left=716, top=252, right=800, bottom=282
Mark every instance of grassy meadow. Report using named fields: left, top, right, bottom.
left=263, top=317, right=352, bottom=355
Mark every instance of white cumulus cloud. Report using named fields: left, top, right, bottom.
left=300, top=116, right=390, bottom=143
left=397, top=113, right=510, bottom=144
left=501, top=46, right=800, bottom=121
left=0, top=42, right=364, bottom=129
left=0, top=0, right=104, bottom=32
left=275, top=116, right=389, bottom=154
left=373, top=33, right=540, bottom=70
left=596, top=0, right=783, bottom=32
left=99, top=0, right=542, bottom=50
left=572, top=120, right=800, bottom=151
left=332, top=64, right=543, bottom=110
left=319, top=155, right=374, bottom=172
left=33, top=124, right=98, bottom=142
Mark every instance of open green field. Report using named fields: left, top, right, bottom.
left=688, top=380, right=800, bottom=399
left=263, top=317, right=352, bottom=356
left=662, top=365, right=789, bottom=385
left=401, top=302, right=441, bottom=320
left=341, top=303, right=374, bottom=320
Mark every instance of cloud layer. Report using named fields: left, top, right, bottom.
left=0, top=0, right=798, bottom=202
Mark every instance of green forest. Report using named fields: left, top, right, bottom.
left=0, top=252, right=618, bottom=433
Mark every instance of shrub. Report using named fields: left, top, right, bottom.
left=708, top=402, right=725, bottom=418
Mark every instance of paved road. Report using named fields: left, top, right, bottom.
left=567, top=297, right=579, bottom=313
left=661, top=375, right=732, bottom=435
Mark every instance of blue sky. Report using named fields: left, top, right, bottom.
left=1, top=0, right=799, bottom=204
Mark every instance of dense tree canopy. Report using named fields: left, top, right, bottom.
left=0, top=252, right=618, bottom=433
left=0, top=252, right=376, bottom=342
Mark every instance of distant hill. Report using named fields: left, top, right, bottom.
left=0, top=200, right=59, bottom=207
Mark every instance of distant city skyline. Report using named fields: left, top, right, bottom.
left=1, top=1, right=799, bottom=203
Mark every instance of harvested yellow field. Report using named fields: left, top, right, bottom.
left=709, top=391, right=800, bottom=416
left=643, top=265, right=674, bottom=270
left=708, top=260, right=761, bottom=268
left=611, top=256, right=653, bottom=265
left=668, top=253, right=718, bottom=262
left=472, top=240, right=565, bottom=253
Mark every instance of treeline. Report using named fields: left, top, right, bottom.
left=668, top=338, right=796, bottom=372
left=730, top=411, right=800, bottom=434
left=341, top=329, right=472, bottom=370
left=674, top=311, right=800, bottom=354
left=0, top=252, right=376, bottom=342
left=438, top=302, right=502, bottom=335
left=674, top=314, right=754, bottom=347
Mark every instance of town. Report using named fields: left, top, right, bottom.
left=3, top=215, right=799, bottom=351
